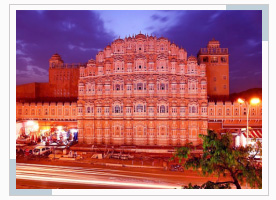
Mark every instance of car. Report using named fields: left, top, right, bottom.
left=24, top=148, right=34, bottom=156
left=110, top=154, right=120, bottom=159
left=33, top=146, right=52, bottom=156
left=16, top=137, right=31, bottom=144
left=169, top=164, right=184, bottom=172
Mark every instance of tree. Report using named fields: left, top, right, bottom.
left=174, top=130, right=262, bottom=189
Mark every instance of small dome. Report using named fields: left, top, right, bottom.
left=49, top=53, right=63, bottom=62
left=105, top=45, right=111, bottom=49
left=114, top=38, right=124, bottom=43
left=158, top=36, right=168, bottom=41
left=50, top=53, right=62, bottom=60
left=208, top=38, right=220, bottom=46
left=88, top=59, right=96, bottom=64
left=135, top=33, right=146, bottom=39
left=188, top=55, right=197, bottom=61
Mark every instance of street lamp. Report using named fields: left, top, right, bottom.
left=237, top=98, right=261, bottom=146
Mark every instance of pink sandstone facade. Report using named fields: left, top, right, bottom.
left=16, top=33, right=262, bottom=146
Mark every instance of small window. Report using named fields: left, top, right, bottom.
left=221, top=57, right=227, bottom=63
left=139, top=65, right=142, bottom=69
left=211, top=57, right=218, bottom=63
left=203, top=57, right=208, bottom=62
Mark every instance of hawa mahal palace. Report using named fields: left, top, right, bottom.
left=16, top=33, right=262, bottom=146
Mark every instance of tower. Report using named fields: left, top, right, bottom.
left=48, top=53, right=79, bottom=99
left=197, top=39, right=229, bottom=98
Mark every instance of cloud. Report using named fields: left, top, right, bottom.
left=19, top=57, right=32, bottom=62
left=155, top=10, right=262, bottom=93
left=151, top=14, right=160, bottom=21
left=16, top=10, right=262, bottom=93
left=16, top=10, right=115, bottom=85
left=247, top=39, right=261, bottom=47
left=208, top=12, right=221, bottom=22
left=61, top=21, right=76, bottom=31
left=17, top=65, right=49, bottom=84
left=68, top=44, right=101, bottom=52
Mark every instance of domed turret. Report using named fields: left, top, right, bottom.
left=113, top=38, right=124, bottom=44
left=135, top=33, right=146, bottom=40
left=188, top=55, right=197, bottom=62
left=207, top=38, right=220, bottom=48
left=49, top=53, right=64, bottom=68
left=157, top=36, right=168, bottom=41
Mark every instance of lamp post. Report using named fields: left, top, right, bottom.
left=238, top=98, right=260, bottom=146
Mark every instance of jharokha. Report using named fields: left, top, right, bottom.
left=16, top=33, right=262, bottom=146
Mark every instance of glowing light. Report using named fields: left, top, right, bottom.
left=16, top=163, right=182, bottom=189
left=237, top=98, right=245, bottom=104
left=70, top=129, right=78, bottom=133
left=250, top=98, right=260, bottom=105
left=33, top=124, right=39, bottom=131
left=26, top=121, right=34, bottom=126
left=57, top=126, right=63, bottom=131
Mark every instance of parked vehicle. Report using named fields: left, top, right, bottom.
left=16, top=137, right=31, bottom=144
left=110, top=153, right=133, bottom=160
left=110, top=154, right=120, bottom=159
left=24, top=148, right=34, bottom=156
left=33, top=146, right=52, bottom=156
left=169, top=164, right=184, bottom=172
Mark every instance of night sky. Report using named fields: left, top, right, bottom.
left=16, top=10, right=262, bottom=93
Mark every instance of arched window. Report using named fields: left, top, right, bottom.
left=115, top=105, right=120, bottom=113
left=137, top=104, right=143, bottom=112
left=115, top=84, right=120, bottom=91
left=160, top=105, right=166, bottom=113
left=192, top=106, right=197, bottom=113
left=160, top=83, right=165, bottom=90
left=137, top=83, right=143, bottom=90
left=87, top=107, right=90, bottom=113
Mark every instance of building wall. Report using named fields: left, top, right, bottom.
left=16, top=100, right=262, bottom=145
left=76, top=34, right=208, bottom=145
left=16, top=82, right=38, bottom=100
left=15, top=33, right=262, bottom=146
left=208, top=101, right=262, bottom=131
left=198, top=39, right=229, bottom=97
left=16, top=54, right=80, bottom=101
left=16, top=102, right=78, bottom=121
left=48, top=63, right=80, bottom=98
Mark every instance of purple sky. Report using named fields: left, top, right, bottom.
left=16, top=10, right=262, bottom=93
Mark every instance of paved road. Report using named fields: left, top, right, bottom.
left=16, top=162, right=230, bottom=189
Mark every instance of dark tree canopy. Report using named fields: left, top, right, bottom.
left=174, top=130, right=262, bottom=189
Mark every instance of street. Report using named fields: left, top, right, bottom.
left=16, top=162, right=232, bottom=189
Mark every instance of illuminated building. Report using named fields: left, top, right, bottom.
left=16, top=33, right=262, bottom=146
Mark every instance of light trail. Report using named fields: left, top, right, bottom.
left=16, top=163, right=203, bottom=179
left=16, top=163, right=182, bottom=189
left=17, top=173, right=180, bottom=189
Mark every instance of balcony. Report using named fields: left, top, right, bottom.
left=199, top=48, right=228, bottom=55
left=133, top=90, right=147, bottom=95
left=133, top=112, right=147, bottom=117
left=157, top=113, right=169, bottom=118
left=112, top=113, right=124, bottom=118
